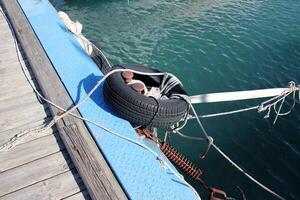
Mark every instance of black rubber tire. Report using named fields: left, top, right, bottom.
left=103, top=64, right=189, bottom=128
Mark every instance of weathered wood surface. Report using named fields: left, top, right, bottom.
left=0, top=132, right=62, bottom=172
left=0, top=4, right=88, bottom=200
left=0, top=117, right=53, bottom=142
left=2, top=170, right=88, bottom=200
left=65, top=190, right=91, bottom=200
left=0, top=103, right=50, bottom=132
left=1, top=0, right=127, bottom=200
left=0, top=151, right=73, bottom=196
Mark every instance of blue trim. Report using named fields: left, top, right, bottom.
left=18, top=0, right=199, bottom=199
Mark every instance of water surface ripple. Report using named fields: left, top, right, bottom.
left=51, top=0, right=300, bottom=199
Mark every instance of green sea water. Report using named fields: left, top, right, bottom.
left=51, top=0, right=300, bottom=199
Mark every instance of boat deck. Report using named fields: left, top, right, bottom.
left=0, top=8, right=90, bottom=200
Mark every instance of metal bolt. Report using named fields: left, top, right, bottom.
left=122, top=71, right=134, bottom=83
left=131, top=83, right=144, bottom=93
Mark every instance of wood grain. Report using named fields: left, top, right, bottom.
left=0, top=132, right=62, bottom=172
left=1, top=1, right=127, bottom=199
left=1, top=170, right=85, bottom=200
left=0, top=151, right=73, bottom=196
left=0, top=6, right=89, bottom=200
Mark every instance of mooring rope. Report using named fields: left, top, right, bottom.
left=0, top=121, right=55, bottom=151
left=1, top=7, right=298, bottom=200
left=59, top=11, right=115, bottom=70
left=175, top=94, right=288, bottom=200
left=0, top=8, right=201, bottom=199
left=187, top=106, right=259, bottom=119
left=187, top=82, right=298, bottom=124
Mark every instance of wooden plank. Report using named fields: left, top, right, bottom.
left=0, top=59, right=31, bottom=71
left=0, top=116, right=52, bottom=135
left=0, top=132, right=63, bottom=172
left=0, top=45, right=24, bottom=54
left=0, top=83, right=38, bottom=102
left=0, top=64, right=40, bottom=101
left=0, top=93, right=45, bottom=113
left=0, top=100, right=49, bottom=121
left=0, top=104, right=51, bottom=132
left=0, top=22, right=14, bottom=34
left=0, top=73, right=36, bottom=89
left=0, top=73, right=36, bottom=86
left=0, top=36, right=14, bottom=45
left=0, top=40, right=18, bottom=52
left=0, top=47, right=23, bottom=58
left=0, top=122, right=56, bottom=146
left=0, top=31, right=13, bottom=40
left=0, top=16, right=5, bottom=22
left=0, top=56, right=27, bottom=67
left=0, top=28, right=11, bottom=35
left=0, top=8, right=88, bottom=199
left=0, top=60, right=45, bottom=103
left=0, top=151, right=73, bottom=196
left=0, top=80, right=37, bottom=98
left=1, top=170, right=85, bottom=200
left=0, top=16, right=10, bottom=25
left=1, top=1, right=127, bottom=200
left=64, top=190, right=91, bottom=200
left=0, top=27, right=11, bottom=35
left=0, top=17, right=5, bottom=23
left=60, top=123, right=127, bottom=199
left=0, top=50, right=25, bottom=61
left=0, top=62, right=33, bottom=78
left=0, top=46, right=20, bottom=57
left=0, top=96, right=47, bottom=112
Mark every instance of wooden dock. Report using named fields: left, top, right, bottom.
left=0, top=7, right=90, bottom=200
left=0, top=1, right=126, bottom=199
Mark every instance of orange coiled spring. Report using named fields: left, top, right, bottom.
left=160, top=142, right=202, bottom=180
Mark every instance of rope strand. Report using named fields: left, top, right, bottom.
left=188, top=82, right=298, bottom=122
left=187, top=97, right=287, bottom=200
left=2, top=7, right=298, bottom=200
left=0, top=8, right=201, bottom=200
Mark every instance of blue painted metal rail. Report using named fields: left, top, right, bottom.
left=17, top=0, right=199, bottom=199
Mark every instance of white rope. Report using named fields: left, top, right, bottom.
left=58, top=11, right=93, bottom=55
left=187, top=106, right=259, bottom=119
left=160, top=75, right=182, bottom=95
left=54, top=11, right=297, bottom=200
left=52, top=68, right=169, bottom=123
left=0, top=121, right=55, bottom=152
left=0, top=8, right=201, bottom=200
left=2, top=7, right=297, bottom=199
left=88, top=40, right=113, bottom=69
left=59, top=11, right=114, bottom=69
left=211, top=144, right=285, bottom=200
left=183, top=94, right=287, bottom=200
left=188, top=83, right=298, bottom=123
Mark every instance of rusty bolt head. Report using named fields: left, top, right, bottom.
left=122, top=71, right=134, bottom=80
left=131, top=83, right=144, bottom=93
